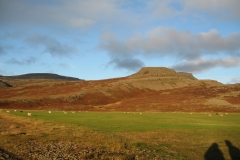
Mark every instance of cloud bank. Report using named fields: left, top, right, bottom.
left=0, top=0, right=239, bottom=78
left=108, top=58, right=145, bottom=71
left=0, top=0, right=135, bottom=29
left=100, top=28, right=240, bottom=60
left=172, top=58, right=240, bottom=73
left=25, top=34, right=78, bottom=57
left=99, top=28, right=240, bottom=72
left=6, top=57, right=37, bottom=65
left=230, top=77, right=240, bottom=84
left=1, top=0, right=239, bottom=30
left=148, top=0, right=240, bottom=21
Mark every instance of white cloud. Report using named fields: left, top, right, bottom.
left=69, top=18, right=95, bottom=28
left=6, top=57, right=37, bottom=65
left=183, top=0, right=240, bottom=20
left=230, top=77, right=240, bottom=84
left=99, top=28, right=240, bottom=60
left=1, top=0, right=239, bottom=75
left=25, top=34, right=78, bottom=57
left=147, top=0, right=240, bottom=21
left=147, top=0, right=181, bottom=18
left=0, top=0, right=138, bottom=29
left=172, top=58, right=240, bottom=73
left=108, top=58, right=145, bottom=71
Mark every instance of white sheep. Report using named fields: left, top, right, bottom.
left=48, top=111, right=51, bottom=113
left=6, top=110, right=10, bottom=113
left=27, top=113, right=32, bottom=116
left=208, top=114, right=211, bottom=116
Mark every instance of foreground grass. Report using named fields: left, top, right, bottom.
left=1, top=110, right=240, bottom=159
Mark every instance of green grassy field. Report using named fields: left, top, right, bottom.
left=8, top=111, right=240, bottom=131
left=2, top=110, right=240, bottom=159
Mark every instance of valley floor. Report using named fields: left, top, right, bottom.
left=1, top=111, right=240, bottom=160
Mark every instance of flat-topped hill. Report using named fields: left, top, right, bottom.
left=128, top=67, right=197, bottom=80
left=128, top=67, right=179, bottom=78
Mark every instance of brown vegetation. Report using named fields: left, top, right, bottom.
left=0, top=67, right=240, bottom=112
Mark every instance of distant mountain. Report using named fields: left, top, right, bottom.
left=2, top=73, right=83, bottom=81
left=1, top=67, right=240, bottom=113
left=128, top=67, right=197, bottom=80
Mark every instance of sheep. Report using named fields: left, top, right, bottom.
left=63, top=111, right=67, bottom=114
left=14, top=110, right=17, bottom=112
left=208, top=114, right=211, bottom=116
left=6, top=110, right=10, bottom=113
left=48, top=111, right=51, bottom=113
left=72, top=111, right=75, bottom=113
left=27, top=113, right=32, bottom=116
left=140, top=112, right=142, bottom=114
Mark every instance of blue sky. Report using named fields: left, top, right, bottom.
left=0, top=0, right=240, bottom=83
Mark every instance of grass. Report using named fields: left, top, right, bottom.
left=1, top=110, right=240, bottom=159
left=8, top=111, right=240, bottom=131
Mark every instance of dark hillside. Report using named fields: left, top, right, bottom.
left=3, top=73, right=83, bottom=81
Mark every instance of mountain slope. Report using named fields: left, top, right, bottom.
left=2, top=73, right=83, bottom=81
left=0, top=67, right=239, bottom=112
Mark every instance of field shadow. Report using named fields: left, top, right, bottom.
left=204, top=143, right=225, bottom=160
left=225, top=140, right=240, bottom=160
left=204, top=140, right=240, bottom=160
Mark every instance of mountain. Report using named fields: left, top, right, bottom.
left=2, top=73, right=83, bottom=81
left=0, top=67, right=239, bottom=112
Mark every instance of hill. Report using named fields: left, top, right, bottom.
left=2, top=73, right=83, bottom=81
left=0, top=67, right=239, bottom=112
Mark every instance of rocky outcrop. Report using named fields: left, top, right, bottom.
left=128, top=67, right=181, bottom=79
left=177, top=72, right=197, bottom=80
left=0, top=80, right=12, bottom=88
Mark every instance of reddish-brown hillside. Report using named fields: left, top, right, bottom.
left=0, top=67, right=239, bottom=112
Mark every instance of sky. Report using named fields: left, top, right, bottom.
left=0, top=0, right=240, bottom=84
